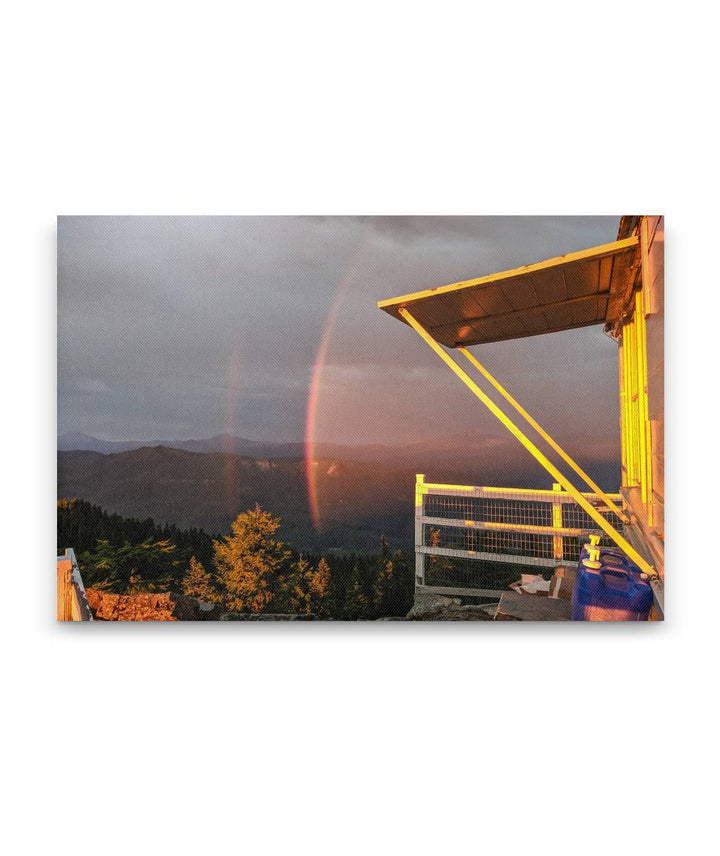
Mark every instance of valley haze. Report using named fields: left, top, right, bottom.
left=57, top=431, right=620, bottom=553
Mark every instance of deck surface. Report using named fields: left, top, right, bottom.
left=495, top=592, right=572, bottom=621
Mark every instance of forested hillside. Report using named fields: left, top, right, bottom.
left=58, top=498, right=217, bottom=565
left=58, top=499, right=413, bottom=619
left=58, top=446, right=416, bottom=552
left=58, top=444, right=620, bottom=554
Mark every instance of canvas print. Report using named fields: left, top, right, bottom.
left=57, top=216, right=664, bottom=622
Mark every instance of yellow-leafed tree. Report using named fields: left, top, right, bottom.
left=308, top=557, right=330, bottom=615
left=213, top=505, right=291, bottom=613
left=182, top=556, right=216, bottom=601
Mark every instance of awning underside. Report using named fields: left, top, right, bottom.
left=378, top=236, right=640, bottom=347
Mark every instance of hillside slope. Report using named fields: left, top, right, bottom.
left=57, top=447, right=417, bottom=552
left=58, top=442, right=620, bottom=553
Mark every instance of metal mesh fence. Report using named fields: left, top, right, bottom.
left=561, top=501, right=622, bottom=531
left=423, top=554, right=536, bottom=591
left=419, top=485, right=624, bottom=591
left=423, top=495, right=553, bottom=527
left=423, top=523, right=554, bottom=560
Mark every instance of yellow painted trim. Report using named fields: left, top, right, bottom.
left=636, top=293, right=648, bottom=504
left=415, top=473, right=425, bottom=508
left=421, top=516, right=595, bottom=538
left=421, top=481, right=621, bottom=501
left=623, top=328, right=632, bottom=485
left=421, top=482, right=476, bottom=492
left=634, top=290, right=653, bottom=524
left=620, top=290, right=654, bottom=527
left=619, top=338, right=628, bottom=488
left=640, top=217, right=653, bottom=316
left=400, top=307, right=656, bottom=578
left=458, top=346, right=628, bottom=522
left=378, top=236, right=639, bottom=310
left=552, top=482, right=564, bottom=560
left=624, top=315, right=639, bottom=486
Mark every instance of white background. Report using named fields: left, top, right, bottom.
left=2, top=2, right=717, bottom=854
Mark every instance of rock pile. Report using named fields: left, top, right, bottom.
left=85, top=589, right=224, bottom=621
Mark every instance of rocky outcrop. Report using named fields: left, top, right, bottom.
left=406, top=593, right=496, bottom=621
left=85, top=589, right=224, bottom=621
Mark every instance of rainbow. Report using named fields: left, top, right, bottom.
left=304, top=288, right=345, bottom=530
left=304, top=238, right=369, bottom=530
left=223, top=338, right=244, bottom=517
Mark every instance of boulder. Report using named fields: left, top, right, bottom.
left=406, top=602, right=495, bottom=621
left=406, top=593, right=461, bottom=619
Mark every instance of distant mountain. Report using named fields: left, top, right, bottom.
left=58, top=431, right=313, bottom=458
left=57, top=447, right=417, bottom=553
left=57, top=431, right=281, bottom=456
left=57, top=442, right=620, bottom=554
left=58, top=430, right=620, bottom=479
left=57, top=432, right=144, bottom=454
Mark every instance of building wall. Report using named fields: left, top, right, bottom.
left=618, top=215, right=664, bottom=574
left=644, top=216, right=664, bottom=537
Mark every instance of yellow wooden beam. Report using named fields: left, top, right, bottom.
left=458, top=345, right=628, bottom=523
left=399, top=307, right=656, bottom=578
left=552, top=482, right=564, bottom=560
left=635, top=290, right=653, bottom=524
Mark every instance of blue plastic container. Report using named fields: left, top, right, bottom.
left=572, top=546, right=653, bottom=621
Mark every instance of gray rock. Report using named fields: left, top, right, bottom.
left=406, top=593, right=461, bottom=619
left=406, top=603, right=496, bottom=621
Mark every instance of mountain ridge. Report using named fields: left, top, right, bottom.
left=58, top=429, right=621, bottom=471
left=57, top=444, right=621, bottom=553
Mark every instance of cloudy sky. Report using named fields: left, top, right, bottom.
left=58, top=215, right=622, bottom=450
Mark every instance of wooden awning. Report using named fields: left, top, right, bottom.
left=378, top=236, right=640, bottom=347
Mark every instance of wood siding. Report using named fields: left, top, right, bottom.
left=618, top=215, right=664, bottom=571
left=645, top=216, right=665, bottom=538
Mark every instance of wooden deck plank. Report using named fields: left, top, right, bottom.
left=494, top=591, right=572, bottom=621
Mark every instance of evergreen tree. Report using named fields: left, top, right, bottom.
left=79, top=538, right=181, bottom=593
left=356, top=555, right=379, bottom=618
left=343, top=562, right=368, bottom=620
left=62, top=498, right=413, bottom=618
left=326, top=553, right=352, bottom=617
left=273, top=555, right=307, bottom=614
left=182, top=556, right=216, bottom=601
left=213, top=505, right=291, bottom=612
left=377, top=549, right=413, bottom=617
left=273, top=554, right=331, bottom=615
left=308, top=557, right=331, bottom=616
left=380, top=534, right=391, bottom=563
left=58, top=498, right=216, bottom=566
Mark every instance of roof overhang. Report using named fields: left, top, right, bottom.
left=378, top=235, right=640, bottom=347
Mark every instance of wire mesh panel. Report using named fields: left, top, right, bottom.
left=561, top=501, right=622, bottom=531
left=423, top=523, right=554, bottom=560
left=417, top=480, right=624, bottom=594
left=423, top=495, right=481, bottom=521
left=480, top=499, right=553, bottom=528
left=423, top=495, right=552, bottom=527
left=423, top=554, right=529, bottom=591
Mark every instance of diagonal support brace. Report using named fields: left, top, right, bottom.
left=457, top=345, right=628, bottom=524
left=398, top=307, right=655, bottom=578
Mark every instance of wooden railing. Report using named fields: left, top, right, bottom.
left=57, top=548, right=93, bottom=621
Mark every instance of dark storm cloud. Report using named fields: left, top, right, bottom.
left=58, top=215, right=621, bottom=446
